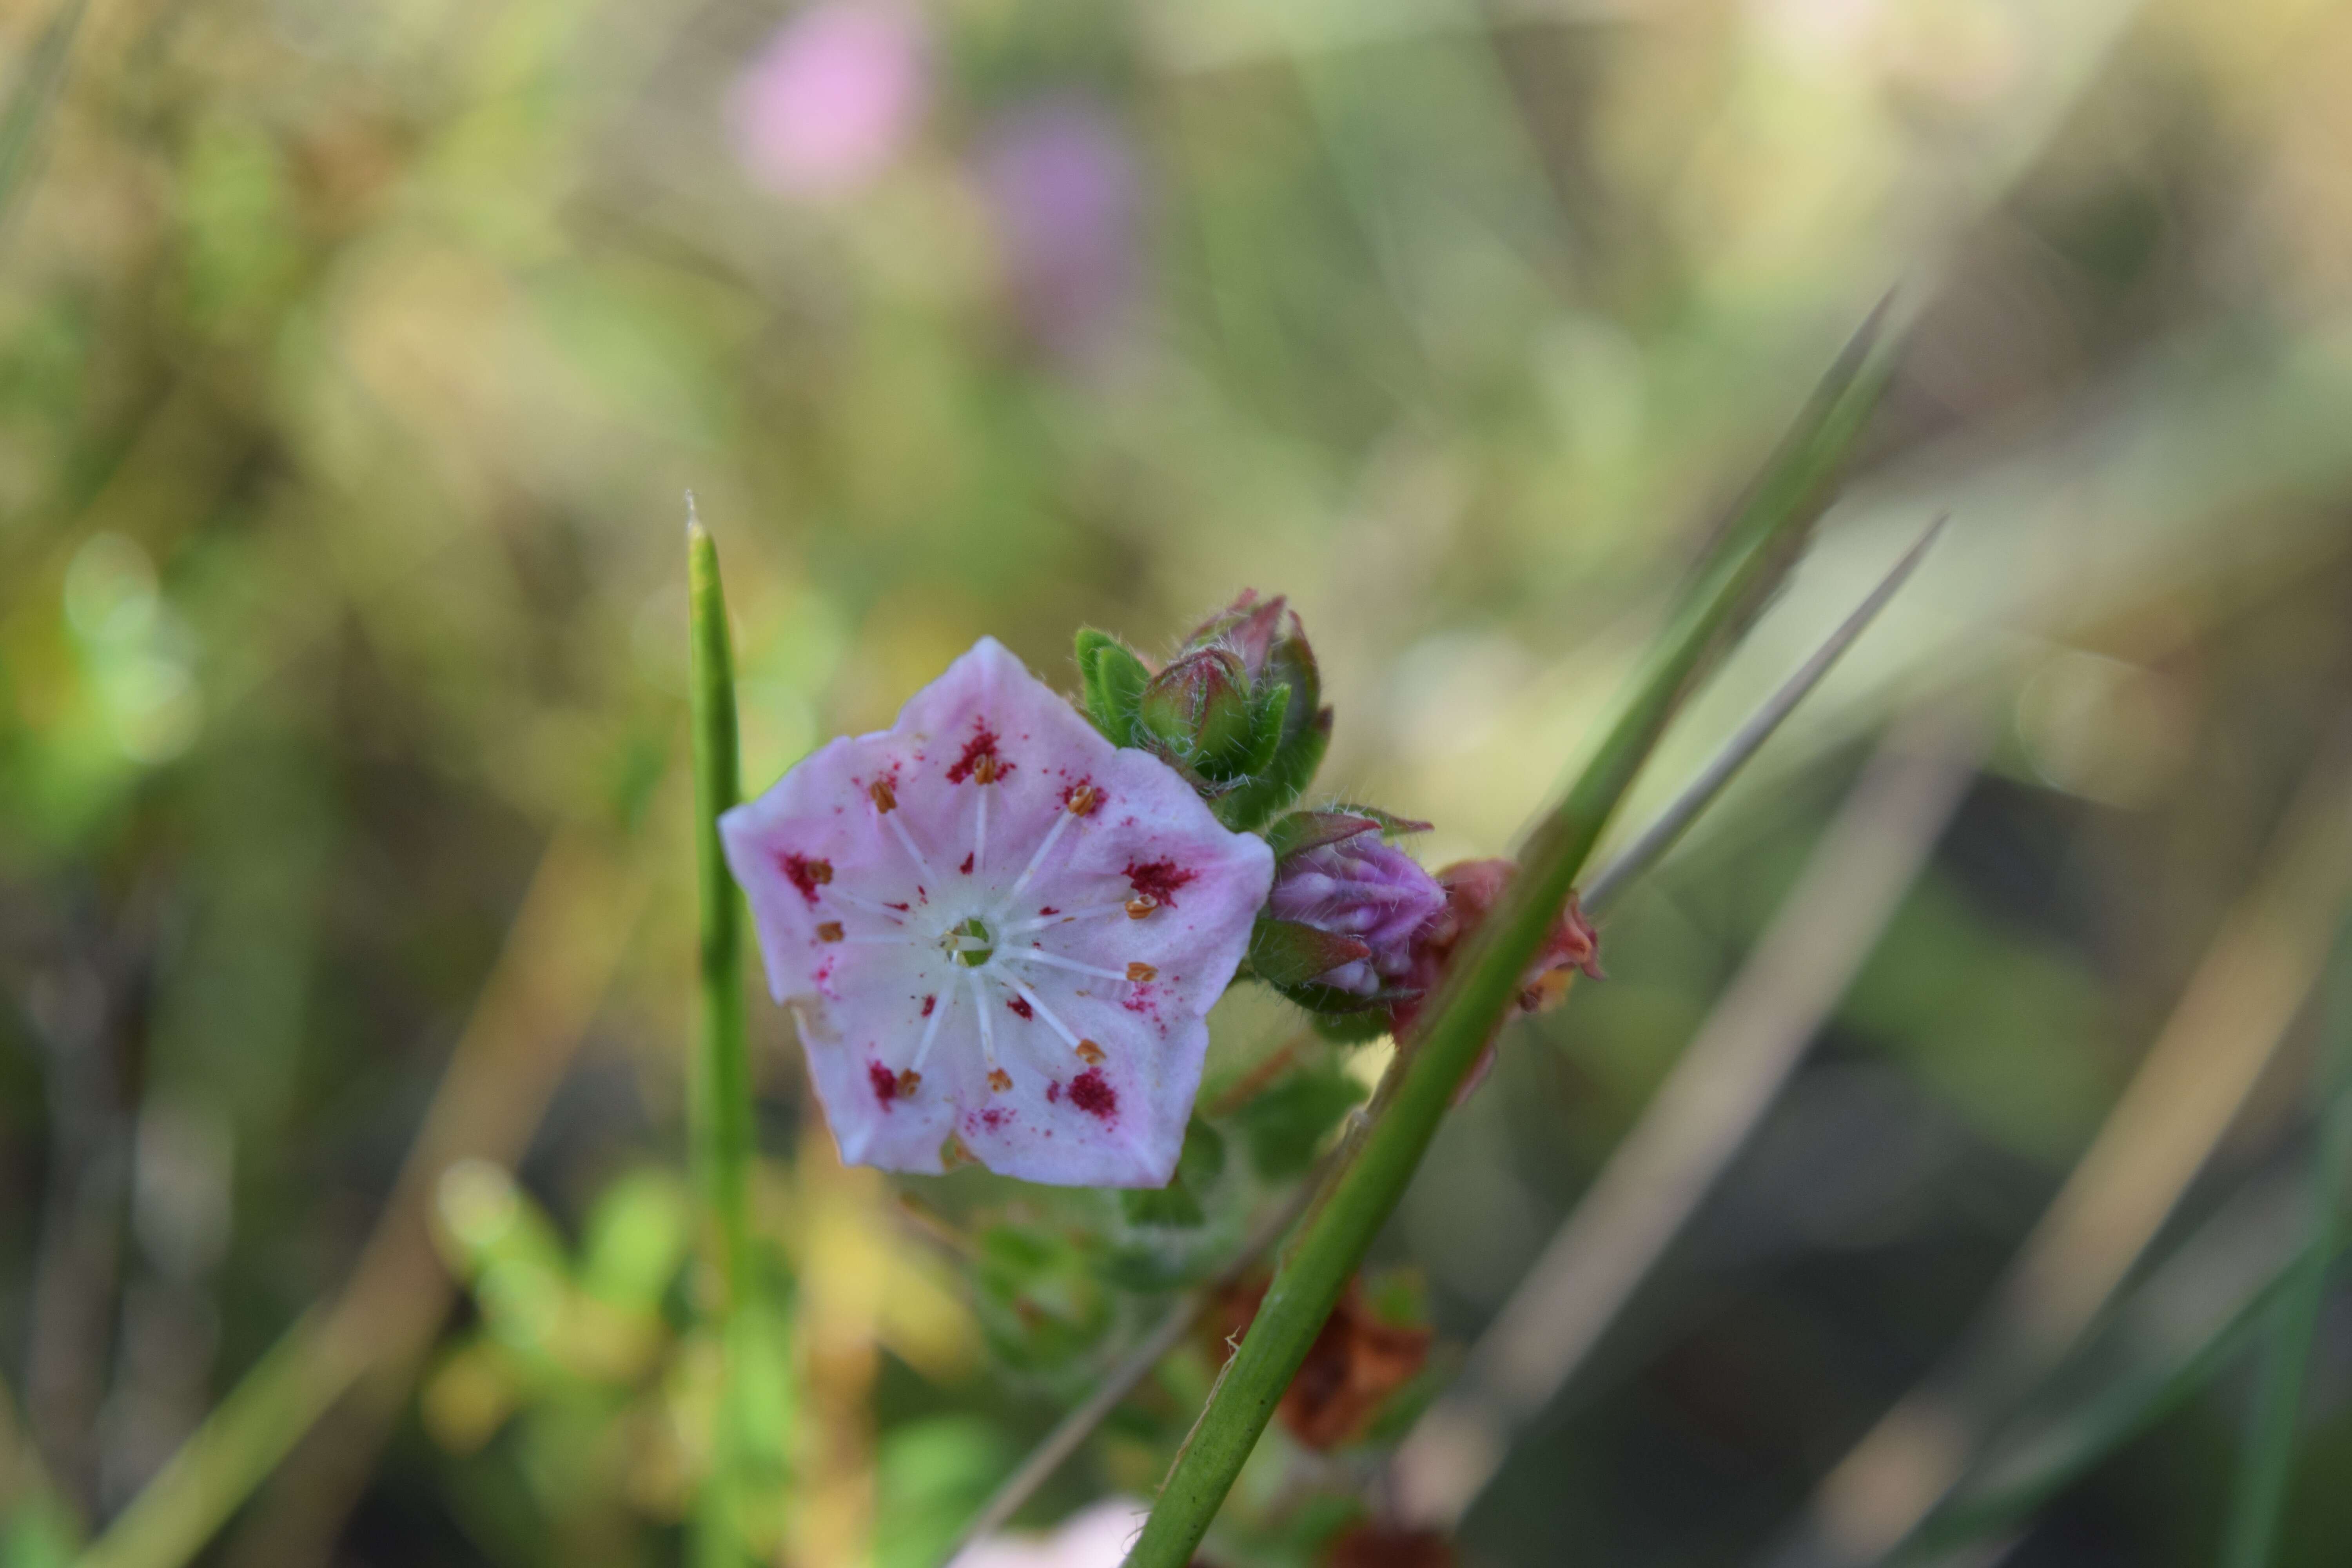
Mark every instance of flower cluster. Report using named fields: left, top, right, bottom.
left=722, top=593, right=1599, bottom=1190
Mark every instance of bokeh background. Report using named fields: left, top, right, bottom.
left=7, top=0, right=2352, bottom=1564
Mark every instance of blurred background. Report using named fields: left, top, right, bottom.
left=6, top=0, right=2352, bottom=1563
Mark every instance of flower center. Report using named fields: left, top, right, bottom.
left=945, top=915, right=996, bottom=968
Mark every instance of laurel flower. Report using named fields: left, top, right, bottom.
left=720, top=638, right=1273, bottom=1187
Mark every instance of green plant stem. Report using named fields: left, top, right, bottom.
left=1125, top=307, right=1898, bottom=1567
left=687, top=505, right=757, bottom=1568
left=2220, top=922, right=2352, bottom=1568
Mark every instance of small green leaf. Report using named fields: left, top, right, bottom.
left=1235, top=1067, right=1368, bottom=1180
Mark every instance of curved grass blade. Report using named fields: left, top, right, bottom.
left=1124, top=302, right=1902, bottom=1568
left=687, top=501, right=759, bottom=1568
left=1583, top=513, right=1947, bottom=917
left=2221, top=922, right=2352, bottom=1568
left=0, top=0, right=85, bottom=240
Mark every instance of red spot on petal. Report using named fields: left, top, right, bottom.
left=780, top=854, right=832, bottom=905
left=946, top=724, right=1012, bottom=785
left=1125, top=860, right=1195, bottom=907
left=886, top=901, right=909, bottom=913
left=976, top=1106, right=1011, bottom=1131
left=921, top=994, right=936, bottom=1017
left=1007, top=996, right=1033, bottom=1020
left=1047, top=1080, right=1062, bottom=1103
left=868, top=1062, right=898, bottom=1109
left=959, top=852, right=975, bottom=875
left=1038, top=906, right=1058, bottom=916
left=1123, top=983, right=1155, bottom=1014
left=1068, top=1069, right=1117, bottom=1120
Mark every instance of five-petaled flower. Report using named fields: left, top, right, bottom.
left=721, top=638, right=1273, bottom=1187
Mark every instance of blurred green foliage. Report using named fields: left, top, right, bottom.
left=6, top=0, right=2352, bottom=1563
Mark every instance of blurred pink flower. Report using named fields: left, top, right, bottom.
left=731, top=3, right=929, bottom=197
left=977, top=98, right=1144, bottom=359
left=720, top=639, right=1272, bottom=1187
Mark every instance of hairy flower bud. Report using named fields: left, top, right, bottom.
left=1075, top=589, right=1335, bottom=831
left=1266, top=827, right=1446, bottom=999
left=1135, top=646, right=1255, bottom=775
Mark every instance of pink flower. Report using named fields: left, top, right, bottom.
left=976, top=98, right=1143, bottom=361
left=720, top=639, right=1273, bottom=1187
left=949, top=1497, right=1146, bottom=1568
left=1266, top=822, right=1446, bottom=999
left=730, top=3, right=929, bottom=198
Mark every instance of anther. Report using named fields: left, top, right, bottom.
left=1126, top=962, right=1156, bottom=982
left=988, top=1068, right=1013, bottom=1093
left=1125, top=895, right=1159, bottom=919
left=973, top=754, right=1001, bottom=785
left=817, top=922, right=844, bottom=942
left=1067, top=783, right=1099, bottom=817
left=869, top=779, right=897, bottom=812
left=895, top=1069, right=921, bottom=1099
left=1076, top=1040, right=1105, bottom=1065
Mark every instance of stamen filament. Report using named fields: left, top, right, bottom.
left=966, top=970, right=999, bottom=1069
left=828, top=889, right=912, bottom=920
left=883, top=810, right=939, bottom=886
left=909, top=983, right=953, bottom=1073
left=1011, top=981, right=1082, bottom=1050
left=1005, top=946, right=1131, bottom=983
left=997, top=808, right=1077, bottom=915
left=841, top=934, right=920, bottom=946
left=973, top=786, right=989, bottom=876
left=1008, top=902, right=1131, bottom=933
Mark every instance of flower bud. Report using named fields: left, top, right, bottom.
left=1135, top=646, right=1255, bottom=775
left=1390, top=858, right=1602, bottom=1090
left=1265, top=819, right=1446, bottom=999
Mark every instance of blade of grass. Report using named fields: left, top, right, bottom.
left=0, top=0, right=85, bottom=238
left=1581, top=515, right=1947, bottom=917
left=1126, top=303, right=1901, bottom=1568
left=2220, top=921, right=2352, bottom=1568
left=73, top=828, right=644, bottom=1568
left=1396, top=706, right=1977, bottom=1528
left=1760, top=747, right=2352, bottom=1568
left=686, top=501, right=757, bottom=1568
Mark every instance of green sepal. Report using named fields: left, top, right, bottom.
left=1074, top=628, right=1151, bottom=747
left=1264, top=806, right=1432, bottom=863
left=1214, top=707, right=1331, bottom=831
left=1247, top=917, right=1372, bottom=991
left=1239, top=681, right=1290, bottom=779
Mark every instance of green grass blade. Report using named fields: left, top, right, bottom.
left=686, top=501, right=757, bottom=1568
left=0, top=0, right=85, bottom=239
left=1124, top=305, right=1900, bottom=1568
left=2221, top=926, right=2352, bottom=1568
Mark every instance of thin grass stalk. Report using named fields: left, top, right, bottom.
left=2220, top=922, right=2352, bottom=1568
left=687, top=507, right=758, bottom=1568
left=1124, top=307, right=1898, bottom=1568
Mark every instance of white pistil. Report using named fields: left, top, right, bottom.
left=997, top=806, right=1078, bottom=915
left=1007, top=901, right=1131, bottom=933
left=910, top=985, right=952, bottom=1073
left=1007, top=946, right=1130, bottom=983
left=1011, top=981, right=1083, bottom=1050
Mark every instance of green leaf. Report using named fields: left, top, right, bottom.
left=1119, top=1120, right=1227, bottom=1230
left=1074, top=628, right=1151, bottom=747
left=1234, top=1067, right=1368, bottom=1180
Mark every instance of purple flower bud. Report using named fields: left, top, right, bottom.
left=1267, top=827, right=1446, bottom=998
